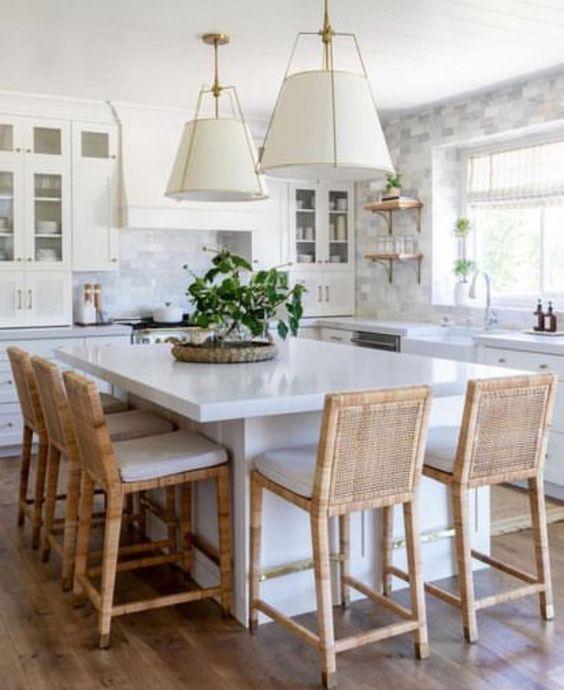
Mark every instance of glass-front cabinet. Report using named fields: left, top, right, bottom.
left=0, top=117, right=70, bottom=271
left=291, top=182, right=354, bottom=269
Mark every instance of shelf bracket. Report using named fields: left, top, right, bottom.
left=375, top=210, right=393, bottom=235
left=368, top=255, right=422, bottom=285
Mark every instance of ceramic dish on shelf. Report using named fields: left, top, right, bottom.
left=297, top=254, right=313, bottom=263
left=36, top=248, right=59, bottom=262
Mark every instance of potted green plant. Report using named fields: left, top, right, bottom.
left=452, top=217, right=475, bottom=306
left=172, top=248, right=305, bottom=363
left=384, top=172, right=403, bottom=199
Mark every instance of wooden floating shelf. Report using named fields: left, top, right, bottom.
left=365, top=252, right=423, bottom=285
left=364, top=198, right=423, bottom=234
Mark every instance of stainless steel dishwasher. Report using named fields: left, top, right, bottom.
left=351, top=331, right=401, bottom=352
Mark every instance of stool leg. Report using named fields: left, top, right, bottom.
left=98, top=491, right=124, bottom=649
left=452, top=485, right=478, bottom=643
left=31, top=438, right=49, bottom=550
left=403, top=499, right=429, bottom=659
left=61, top=462, right=81, bottom=591
left=339, top=514, right=350, bottom=609
left=381, top=505, right=393, bottom=596
left=249, top=474, right=263, bottom=633
left=179, top=484, right=192, bottom=575
left=41, top=444, right=61, bottom=562
left=528, top=476, right=554, bottom=620
left=216, top=466, right=231, bottom=618
left=165, top=486, right=177, bottom=556
left=18, top=426, right=33, bottom=527
left=73, top=474, right=95, bottom=606
left=311, top=513, right=336, bottom=690
left=137, top=490, right=147, bottom=536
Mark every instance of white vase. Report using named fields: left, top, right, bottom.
left=454, top=281, right=472, bottom=307
left=385, top=186, right=401, bottom=198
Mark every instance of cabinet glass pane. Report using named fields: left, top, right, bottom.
left=0, top=125, right=13, bottom=152
left=33, top=127, right=61, bottom=155
left=328, top=190, right=348, bottom=264
left=295, top=188, right=316, bottom=264
left=34, top=173, right=62, bottom=263
left=0, top=171, right=14, bottom=262
left=81, top=131, right=109, bottom=158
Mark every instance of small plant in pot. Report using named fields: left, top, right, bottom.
left=452, top=217, right=475, bottom=306
left=172, top=248, right=305, bottom=363
left=384, top=172, right=403, bottom=199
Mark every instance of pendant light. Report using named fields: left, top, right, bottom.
left=166, top=33, right=268, bottom=202
left=260, top=0, right=394, bottom=181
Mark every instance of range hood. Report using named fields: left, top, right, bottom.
left=114, top=103, right=267, bottom=231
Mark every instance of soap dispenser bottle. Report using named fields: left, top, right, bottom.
left=546, top=301, right=558, bottom=333
left=534, top=299, right=545, bottom=332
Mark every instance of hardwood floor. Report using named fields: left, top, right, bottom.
left=1, top=456, right=564, bottom=690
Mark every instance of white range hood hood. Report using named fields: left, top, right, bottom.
left=115, top=103, right=267, bottom=231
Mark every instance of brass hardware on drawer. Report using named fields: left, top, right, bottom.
left=16, top=257, right=22, bottom=262
left=26, top=257, right=33, bottom=262
left=1, top=380, right=13, bottom=386
left=498, top=358, right=506, bottom=363
left=0, top=422, right=14, bottom=429
left=539, top=364, right=549, bottom=370
left=111, top=258, right=117, bottom=263
left=330, top=336, right=343, bottom=341
left=26, top=148, right=31, bottom=153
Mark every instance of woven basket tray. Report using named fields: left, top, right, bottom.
left=171, top=341, right=277, bottom=364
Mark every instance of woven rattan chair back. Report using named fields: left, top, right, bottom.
left=454, top=373, right=557, bottom=486
left=313, top=386, right=432, bottom=514
left=31, top=356, right=78, bottom=461
left=7, top=347, right=45, bottom=434
left=63, top=370, right=120, bottom=488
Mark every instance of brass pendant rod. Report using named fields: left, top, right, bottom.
left=213, top=39, right=220, bottom=118
left=320, top=0, right=334, bottom=71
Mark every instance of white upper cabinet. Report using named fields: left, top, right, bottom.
left=290, top=182, right=354, bottom=270
left=0, top=116, right=71, bottom=272
left=71, top=122, right=120, bottom=271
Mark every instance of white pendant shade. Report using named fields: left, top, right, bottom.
left=166, top=118, right=267, bottom=202
left=261, top=70, right=394, bottom=181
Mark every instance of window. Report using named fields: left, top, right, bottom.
left=466, top=139, right=564, bottom=305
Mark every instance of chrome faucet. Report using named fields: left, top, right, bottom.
left=469, top=270, right=498, bottom=331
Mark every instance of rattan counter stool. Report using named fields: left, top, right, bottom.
left=249, top=386, right=432, bottom=689
left=7, top=347, right=132, bottom=549
left=63, top=370, right=232, bottom=648
left=31, top=355, right=176, bottom=590
left=412, top=374, right=557, bottom=643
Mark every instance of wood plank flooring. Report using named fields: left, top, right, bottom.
left=1, top=457, right=564, bottom=690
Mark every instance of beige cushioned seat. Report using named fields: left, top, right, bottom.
left=106, top=410, right=174, bottom=442
left=114, top=430, right=227, bottom=483
left=424, top=425, right=460, bottom=474
left=99, top=392, right=129, bottom=414
left=254, top=445, right=317, bottom=497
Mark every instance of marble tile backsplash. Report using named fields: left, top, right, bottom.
left=73, top=229, right=238, bottom=318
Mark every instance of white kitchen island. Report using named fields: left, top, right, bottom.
left=57, top=338, right=525, bottom=626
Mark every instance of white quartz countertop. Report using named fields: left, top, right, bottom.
left=475, top=331, right=564, bottom=356
left=308, top=317, right=441, bottom=336
left=0, top=323, right=132, bottom=341
left=56, top=338, right=525, bottom=423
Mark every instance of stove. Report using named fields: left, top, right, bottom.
left=118, top=317, right=195, bottom=345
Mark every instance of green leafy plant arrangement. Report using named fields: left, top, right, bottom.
left=185, top=248, right=305, bottom=343
left=453, top=258, right=475, bottom=282
left=385, top=172, right=403, bottom=191
left=453, top=217, right=471, bottom=237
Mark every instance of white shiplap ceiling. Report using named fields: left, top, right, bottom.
left=2, top=0, right=564, bottom=124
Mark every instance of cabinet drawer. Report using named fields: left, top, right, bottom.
left=482, top=347, right=564, bottom=381
left=0, top=366, right=16, bottom=403
left=0, top=403, right=23, bottom=446
left=546, top=431, right=564, bottom=486
left=320, top=328, right=352, bottom=345
left=0, top=337, right=83, bottom=363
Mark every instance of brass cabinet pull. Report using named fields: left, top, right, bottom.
left=16, top=288, right=22, bottom=310
left=317, top=286, right=322, bottom=302
left=325, top=285, right=329, bottom=302
left=498, top=358, right=506, bottom=363
left=27, top=288, right=33, bottom=310
left=539, top=364, right=549, bottom=370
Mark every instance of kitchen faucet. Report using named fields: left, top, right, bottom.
left=469, top=270, right=498, bottom=331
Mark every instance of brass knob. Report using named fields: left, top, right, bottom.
left=27, top=257, right=33, bottom=261
left=26, top=148, right=31, bottom=153
left=15, top=147, right=21, bottom=153
left=111, top=258, right=117, bottom=263
left=16, top=257, right=22, bottom=262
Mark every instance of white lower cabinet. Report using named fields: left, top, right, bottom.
left=291, top=270, right=354, bottom=317
left=319, top=327, right=353, bottom=345
left=0, top=333, right=130, bottom=455
left=0, top=271, right=71, bottom=327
